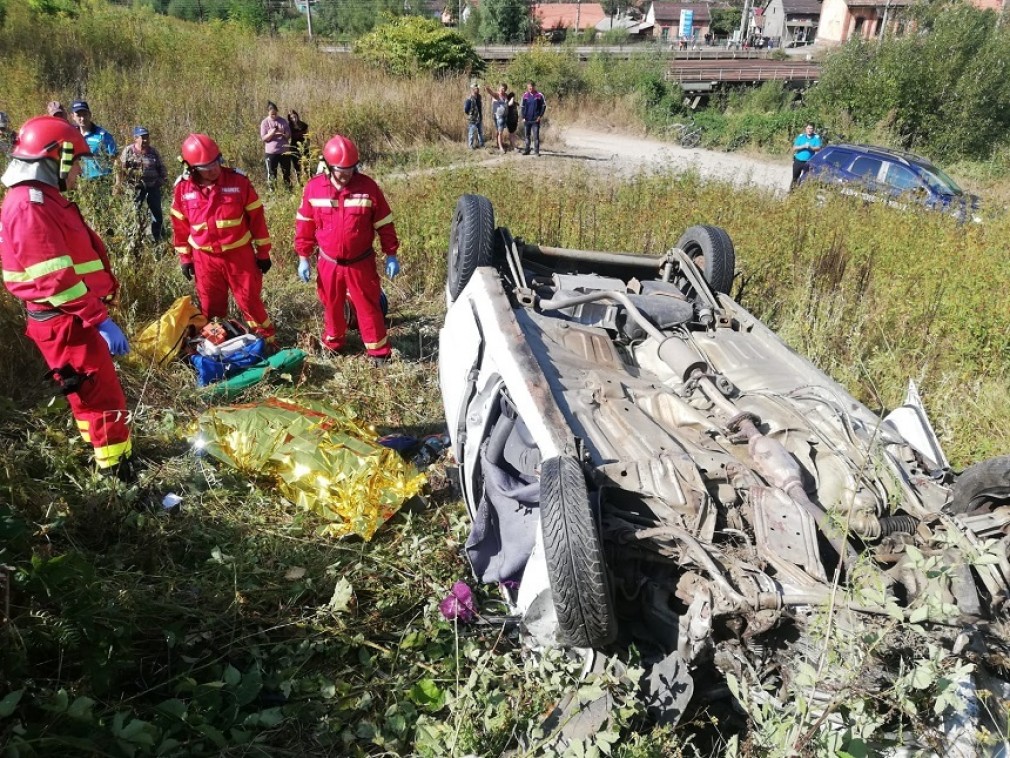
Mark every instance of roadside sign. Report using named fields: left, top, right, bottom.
left=679, top=9, right=694, bottom=39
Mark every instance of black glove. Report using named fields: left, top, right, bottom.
left=181, top=262, right=195, bottom=280
left=257, top=258, right=272, bottom=275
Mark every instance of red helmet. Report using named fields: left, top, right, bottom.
left=10, top=115, right=91, bottom=162
left=181, top=133, right=221, bottom=166
left=323, top=134, right=359, bottom=170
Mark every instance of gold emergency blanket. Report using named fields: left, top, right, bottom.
left=197, top=397, right=426, bottom=540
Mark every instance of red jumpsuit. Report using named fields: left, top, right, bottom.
left=294, top=171, right=398, bottom=357
left=170, top=167, right=275, bottom=342
left=0, top=182, right=131, bottom=470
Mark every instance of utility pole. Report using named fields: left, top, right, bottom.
left=738, top=0, right=751, bottom=46
left=306, top=0, right=313, bottom=39
left=576, top=0, right=581, bottom=33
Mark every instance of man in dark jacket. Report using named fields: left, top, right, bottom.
left=464, top=84, right=484, bottom=150
left=521, top=81, right=547, bottom=156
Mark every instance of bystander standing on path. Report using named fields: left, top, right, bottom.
left=790, top=122, right=821, bottom=189
left=0, top=112, right=11, bottom=155
left=505, top=87, right=519, bottom=151
left=521, top=81, right=546, bottom=156
left=287, top=109, right=309, bottom=180
left=72, top=100, right=117, bottom=182
left=464, top=84, right=484, bottom=150
left=485, top=83, right=510, bottom=154
left=260, top=101, right=292, bottom=190
left=47, top=101, right=69, bottom=122
left=119, top=126, right=168, bottom=242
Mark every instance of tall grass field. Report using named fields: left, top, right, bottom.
left=3, top=4, right=1010, bottom=755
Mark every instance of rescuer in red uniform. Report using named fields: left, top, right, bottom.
left=170, top=133, right=276, bottom=344
left=294, top=134, right=400, bottom=364
left=0, top=115, right=133, bottom=479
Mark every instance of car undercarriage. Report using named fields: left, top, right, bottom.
left=438, top=193, right=1010, bottom=749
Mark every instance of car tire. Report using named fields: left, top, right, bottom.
left=540, top=455, right=617, bottom=649
left=675, top=225, right=736, bottom=294
left=344, top=290, right=388, bottom=332
left=447, top=194, right=495, bottom=302
left=948, top=455, right=1010, bottom=515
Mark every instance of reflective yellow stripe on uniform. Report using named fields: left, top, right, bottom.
left=2, top=254, right=74, bottom=283
left=170, top=207, right=185, bottom=220
left=191, top=221, right=208, bottom=231
left=345, top=198, right=373, bottom=208
left=374, top=214, right=394, bottom=230
left=94, top=438, right=132, bottom=468
left=216, top=218, right=243, bottom=229
left=309, top=198, right=338, bottom=208
left=364, top=336, right=388, bottom=350
left=44, top=281, right=88, bottom=306
left=74, top=259, right=105, bottom=276
left=295, top=213, right=312, bottom=222
left=245, top=199, right=263, bottom=212
left=253, top=237, right=271, bottom=246
left=174, top=246, right=190, bottom=255
left=77, top=419, right=90, bottom=443
left=188, top=231, right=252, bottom=252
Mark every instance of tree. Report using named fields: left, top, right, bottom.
left=314, top=0, right=405, bottom=38
left=710, top=7, right=741, bottom=36
left=355, top=16, right=484, bottom=76
left=27, top=0, right=82, bottom=16
left=478, top=0, right=531, bottom=43
left=809, top=4, right=1010, bottom=160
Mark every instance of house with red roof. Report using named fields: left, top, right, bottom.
left=534, top=2, right=608, bottom=33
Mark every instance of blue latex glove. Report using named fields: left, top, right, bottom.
left=385, top=256, right=401, bottom=280
left=297, top=258, right=312, bottom=283
left=97, top=318, right=129, bottom=356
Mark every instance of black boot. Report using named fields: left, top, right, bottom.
left=100, top=454, right=137, bottom=484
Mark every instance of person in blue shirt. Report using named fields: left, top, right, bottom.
left=791, top=122, right=821, bottom=189
left=71, top=100, right=117, bottom=181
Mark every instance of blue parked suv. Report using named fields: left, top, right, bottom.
left=800, top=143, right=981, bottom=222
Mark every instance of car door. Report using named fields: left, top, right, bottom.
left=846, top=155, right=885, bottom=201
left=881, top=162, right=924, bottom=210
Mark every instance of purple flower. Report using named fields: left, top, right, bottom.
left=439, top=581, right=476, bottom=622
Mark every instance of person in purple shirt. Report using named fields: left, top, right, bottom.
left=260, top=101, right=292, bottom=190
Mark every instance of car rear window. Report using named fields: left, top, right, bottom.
left=850, top=156, right=883, bottom=181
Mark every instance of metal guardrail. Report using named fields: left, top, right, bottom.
left=320, top=43, right=801, bottom=62
left=666, top=65, right=820, bottom=83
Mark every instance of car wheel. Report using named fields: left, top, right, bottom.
left=447, top=194, right=495, bottom=302
left=344, top=290, right=389, bottom=331
left=675, top=225, right=736, bottom=294
left=540, top=455, right=617, bottom=649
left=948, top=455, right=1010, bottom=515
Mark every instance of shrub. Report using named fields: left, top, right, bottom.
left=355, top=16, right=484, bottom=77
left=506, top=47, right=587, bottom=99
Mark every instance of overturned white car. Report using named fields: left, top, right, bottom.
left=438, top=194, right=1010, bottom=741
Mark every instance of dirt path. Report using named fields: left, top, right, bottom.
left=554, top=126, right=793, bottom=194
left=381, top=127, right=793, bottom=194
